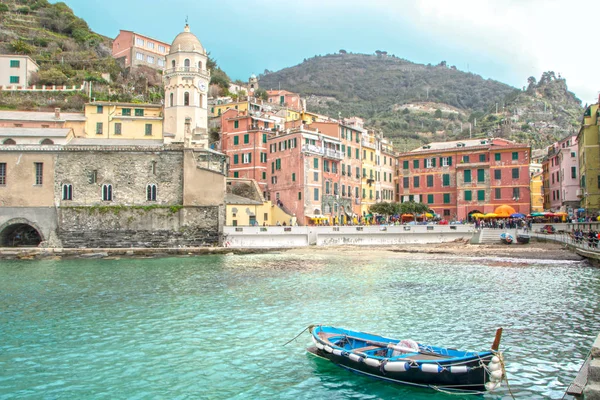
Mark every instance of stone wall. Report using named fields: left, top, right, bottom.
left=54, top=149, right=184, bottom=206
left=58, top=205, right=221, bottom=248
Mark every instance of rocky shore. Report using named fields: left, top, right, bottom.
left=0, top=239, right=585, bottom=262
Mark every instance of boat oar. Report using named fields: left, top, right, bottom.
left=491, top=328, right=503, bottom=351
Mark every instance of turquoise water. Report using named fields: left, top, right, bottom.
left=1, top=252, right=599, bottom=400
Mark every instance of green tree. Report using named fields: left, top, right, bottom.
left=10, top=40, right=34, bottom=55
left=434, top=109, right=443, bottom=118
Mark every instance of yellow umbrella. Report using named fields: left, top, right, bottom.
left=471, top=212, right=485, bottom=218
left=425, top=213, right=433, bottom=218
left=484, top=213, right=498, bottom=218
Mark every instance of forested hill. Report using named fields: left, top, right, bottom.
left=258, top=52, right=583, bottom=150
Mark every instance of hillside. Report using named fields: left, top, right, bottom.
left=0, top=0, right=232, bottom=111
left=259, top=52, right=583, bottom=150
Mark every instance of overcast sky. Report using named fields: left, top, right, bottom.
left=58, top=0, right=599, bottom=104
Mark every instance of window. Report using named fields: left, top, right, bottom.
left=198, top=61, right=203, bottom=70
left=292, top=173, right=296, bottom=182
left=40, top=139, right=53, bottom=145
left=443, top=193, right=450, bottom=204
left=464, top=170, right=471, bottom=183
left=314, top=158, right=319, bottom=169
left=512, top=168, right=519, bottom=179
left=402, top=160, right=409, bottom=169
left=442, top=156, right=452, bottom=166
left=243, top=134, right=249, bottom=144
left=122, top=108, right=131, bottom=116
left=462, top=155, right=470, bottom=163
left=147, top=55, right=154, bottom=64
left=492, top=169, right=500, bottom=180
left=184, top=59, right=190, bottom=70
left=465, top=190, right=472, bottom=201
left=571, top=151, right=577, bottom=158
left=10, top=60, right=20, bottom=68
left=572, top=166, right=577, bottom=179
left=136, top=38, right=144, bottom=46
left=477, top=190, right=484, bottom=201
left=233, top=136, right=239, bottom=145
left=145, top=124, right=152, bottom=136
left=136, top=52, right=143, bottom=60
left=135, top=109, right=144, bottom=117
left=263, top=134, right=267, bottom=143
left=355, top=187, right=359, bottom=198
left=355, top=167, right=360, bottom=178
left=413, top=159, right=419, bottom=168
left=32, top=162, right=43, bottom=185
left=479, top=154, right=486, bottom=162
left=427, top=194, right=434, bottom=204
left=184, top=92, right=190, bottom=106
left=495, top=188, right=501, bottom=199
left=242, top=153, right=251, bottom=164
left=262, top=172, right=266, bottom=180
left=403, top=177, right=409, bottom=188
left=97, top=106, right=104, bottom=115
left=512, top=152, right=519, bottom=160
left=146, top=184, right=157, bottom=201
left=314, top=188, right=319, bottom=201
left=512, top=187, right=520, bottom=200
left=442, top=174, right=450, bottom=186
left=275, top=159, right=281, bottom=170
left=0, top=163, right=6, bottom=185
left=495, top=153, right=501, bottom=161
left=158, top=45, right=166, bottom=53
left=314, top=172, right=318, bottom=181
left=171, top=60, right=176, bottom=68
left=114, top=123, right=122, bottom=135
left=356, top=149, right=359, bottom=159
left=477, top=169, right=485, bottom=182
left=233, top=154, right=239, bottom=164
left=147, top=41, right=155, bottom=49
left=9, top=76, right=19, bottom=84
left=260, top=152, right=266, bottom=163
left=96, top=122, right=103, bottom=134
left=157, top=59, right=165, bottom=67
left=413, top=176, right=420, bottom=188
left=298, top=191, right=302, bottom=200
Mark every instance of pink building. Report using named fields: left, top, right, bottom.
left=112, top=30, right=170, bottom=70
left=266, top=90, right=302, bottom=111
left=398, top=138, right=531, bottom=221
left=542, top=135, right=579, bottom=211
left=220, top=109, right=273, bottom=196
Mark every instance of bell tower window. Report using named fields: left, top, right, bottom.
left=198, top=61, right=202, bottom=70
left=184, top=92, right=190, bottom=106
left=184, top=59, right=190, bottom=71
left=171, top=60, right=175, bottom=68
left=170, top=93, right=174, bottom=107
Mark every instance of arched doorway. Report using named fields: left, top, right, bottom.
left=0, top=222, right=42, bottom=247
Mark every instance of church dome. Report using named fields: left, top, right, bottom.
left=170, top=24, right=204, bottom=54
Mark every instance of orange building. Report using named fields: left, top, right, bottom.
left=112, top=30, right=170, bottom=70
left=266, top=90, right=302, bottom=111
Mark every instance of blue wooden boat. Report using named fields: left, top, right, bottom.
left=308, top=325, right=505, bottom=393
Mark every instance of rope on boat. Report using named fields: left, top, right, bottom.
left=283, top=324, right=316, bottom=346
left=496, top=352, right=516, bottom=400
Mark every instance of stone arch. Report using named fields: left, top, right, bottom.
left=3, top=138, right=16, bottom=145
left=40, top=138, right=54, bottom=145
left=0, top=218, right=44, bottom=247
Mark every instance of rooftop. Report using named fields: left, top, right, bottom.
left=0, top=127, right=72, bottom=137
left=67, top=138, right=164, bottom=146
left=0, top=110, right=86, bottom=122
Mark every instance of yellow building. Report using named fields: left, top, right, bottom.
left=84, top=102, right=163, bottom=139
left=530, top=171, right=544, bottom=212
left=577, top=103, right=600, bottom=212
left=225, top=178, right=293, bottom=226
left=361, top=130, right=378, bottom=216
left=211, top=100, right=250, bottom=117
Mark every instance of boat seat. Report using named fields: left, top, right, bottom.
left=403, top=354, right=452, bottom=360
left=352, top=345, right=381, bottom=353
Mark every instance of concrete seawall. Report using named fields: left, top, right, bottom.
left=223, top=225, right=475, bottom=248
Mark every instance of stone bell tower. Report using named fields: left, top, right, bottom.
left=163, top=24, right=210, bottom=147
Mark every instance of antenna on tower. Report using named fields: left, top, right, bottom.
left=185, top=15, right=188, bottom=24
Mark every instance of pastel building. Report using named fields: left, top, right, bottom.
left=0, top=109, right=85, bottom=137
left=0, top=55, right=38, bottom=88
left=530, top=171, right=544, bottom=213
left=220, top=108, right=275, bottom=195
left=397, top=138, right=531, bottom=221
left=84, top=102, right=163, bottom=139
left=577, top=102, right=600, bottom=212
left=266, top=90, right=302, bottom=111
left=112, top=30, right=170, bottom=70
left=542, top=135, right=579, bottom=212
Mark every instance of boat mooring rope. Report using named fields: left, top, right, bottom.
left=283, top=324, right=316, bottom=346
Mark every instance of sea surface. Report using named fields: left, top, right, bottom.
left=0, top=251, right=599, bottom=399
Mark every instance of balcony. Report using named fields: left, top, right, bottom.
left=361, top=139, right=376, bottom=149
left=164, top=67, right=209, bottom=77
left=324, top=148, right=344, bottom=160
left=301, top=145, right=344, bottom=160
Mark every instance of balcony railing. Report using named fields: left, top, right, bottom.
left=164, top=67, right=209, bottom=76
left=301, top=145, right=344, bottom=160
left=361, top=139, right=376, bottom=149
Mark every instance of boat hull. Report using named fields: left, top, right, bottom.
left=307, top=346, right=492, bottom=392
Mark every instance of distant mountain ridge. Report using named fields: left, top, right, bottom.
left=258, top=52, right=583, bottom=150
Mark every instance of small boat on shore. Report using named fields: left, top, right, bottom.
left=500, top=232, right=513, bottom=244
left=307, top=325, right=504, bottom=393
left=517, top=233, right=530, bottom=244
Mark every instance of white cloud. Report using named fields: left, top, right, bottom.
left=399, top=0, right=599, bottom=103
